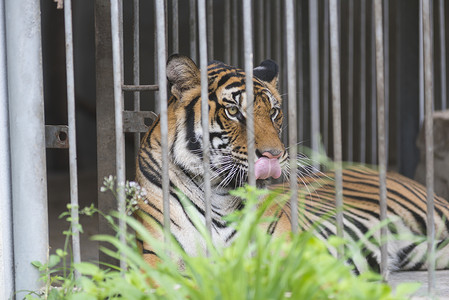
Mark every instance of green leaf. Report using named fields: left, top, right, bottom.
left=74, top=262, right=102, bottom=276
left=48, top=254, right=61, bottom=268
left=31, top=261, right=43, bottom=269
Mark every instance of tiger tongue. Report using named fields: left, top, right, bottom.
left=254, top=157, right=282, bottom=180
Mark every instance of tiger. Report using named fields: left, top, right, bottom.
left=135, top=54, right=449, bottom=273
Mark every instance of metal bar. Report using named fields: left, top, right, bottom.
left=110, top=0, right=126, bottom=270
left=64, top=0, right=81, bottom=277
left=309, top=0, right=320, bottom=166
left=231, top=0, right=238, bottom=66
left=0, top=0, right=14, bottom=295
left=419, top=0, right=424, bottom=125
left=5, top=0, right=48, bottom=294
left=257, top=0, right=264, bottom=62
left=383, top=0, right=390, bottom=165
left=243, top=0, right=255, bottom=186
left=122, top=84, right=159, bottom=91
left=265, top=0, right=271, bottom=59
left=297, top=1, right=304, bottom=144
left=207, top=0, right=213, bottom=59
left=133, top=0, right=141, bottom=161
left=370, top=7, right=377, bottom=165
left=322, top=0, right=330, bottom=153
left=329, top=0, right=344, bottom=258
left=347, top=0, right=354, bottom=161
left=189, top=0, right=197, bottom=62
left=274, top=1, right=281, bottom=71
left=360, top=0, right=367, bottom=163
left=172, top=0, right=179, bottom=53
left=224, top=0, right=231, bottom=64
left=198, top=0, right=212, bottom=235
left=285, top=0, right=298, bottom=233
left=422, top=0, right=436, bottom=294
left=439, top=0, right=447, bottom=110
left=374, top=0, right=388, bottom=280
left=155, top=0, right=170, bottom=238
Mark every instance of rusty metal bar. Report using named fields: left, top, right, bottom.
left=198, top=0, right=212, bottom=235
left=110, top=0, right=126, bottom=269
left=285, top=0, right=298, bottom=233
left=155, top=0, right=170, bottom=238
left=243, top=0, right=255, bottom=186
left=374, top=0, right=388, bottom=280
left=329, top=0, right=344, bottom=257
left=422, top=0, right=436, bottom=294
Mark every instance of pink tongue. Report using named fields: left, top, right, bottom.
left=254, top=157, right=282, bottom=180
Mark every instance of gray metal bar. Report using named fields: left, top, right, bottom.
left=189, top=0, right=197, bottom=63
left=370, top=7, right=377, bottom=165
left=207, top=0, right=213, bottom=59
left=265, top=0, right=271, bottom=59
left=224, top=0, right=231, bottom=64
left=274, top=1, right=281, bottom=72
left=383, top=0, right=390, bottom=165
left=329, top=0, right=344, bottom=257
left=110, top=0, right=126, bottom=270
left=347, top=0, right=354, bottom=161
left=133, top=0, right=141, bottom=161
left=0, top=0, right=14, bottom=295
left=122, top=84, right=158, bottom=91
left=297, top=1, right=304, bottom=143
left=172, top=0, right=179, bottom=53
left=285, top=0, right=298, bottom=233
left=374, top=0, right=388, bottom=280
left=309, top=0, right=320, bottom=166
left=438, top=0, right=446, bottom=110
left=45, top=125, right=69, bottom=149
left=360, top=0, right=367, bottom=163
left=243, top=0, right=255, bottom=186
left=231, top=0, right=238, bottom=66
left=64, top=0, right=81, bottom=277
left=198, top=0, right=212, bottom=235
left=5, top=0, right=48, bottom=294
left=322, top=0, right=330, bottom=153
left=422, top=0, right=436, bottom=294
left=257, top=0, right=264, bottom=62
left=419, top=0, right=424, bottom=125
left=155, top=0, right=170, bottom=238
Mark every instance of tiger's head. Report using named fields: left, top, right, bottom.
left=165, top=54, right=287, bottom=190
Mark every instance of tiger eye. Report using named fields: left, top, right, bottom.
left=226, top=106, right=239, bottom=117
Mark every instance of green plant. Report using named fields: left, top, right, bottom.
left=27, top=181, right=419, bottom=300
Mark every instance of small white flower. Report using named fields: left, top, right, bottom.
left=173, top=284, right=181, bottom=291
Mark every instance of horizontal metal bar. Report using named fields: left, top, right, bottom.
left=45, top=125, right=69, bottom=149
left=122, top=84, right=158, bottom=91
left=123, top=110, right=157, bottom=132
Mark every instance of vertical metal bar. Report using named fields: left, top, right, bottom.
left=422, top=0, right=436, bottom=294
left=347, top=0, right=354, bottom=161
left=329, top=0, right=344, bottom=258
left=110, top=0, right=126, bottom=270
left=64, top=0, right=81, bottom=277
left=370, top=6, right=377, bottom=164
left=419, top=0, right=424, bottom=125
left=257, top=0, right=264, bottom=62
left=309, top=0, right=320, bottom=166
left=274, top=1, right=282, bottom=71
left=198, top=0, right=212, bottom=235
left=439, top=0, right=447, bottom=110
left=322, top=0, right=330, bottom=153
left=374, top=0, right=388, bottom=280
left=231, top=0, right=238, bottom=66
left=297, top=1, right=304, bottom=144
left=189, top=0, right=197, bottom=62
left=224, top=0, right=231, bottom=64
left=383, top=0, right=390, bottom=165
left=172, top=0, right=179, bottom=53
left=5, top=0, right=48, bottom=294
left=133, top=0, right=141, bottom=160
left=243, top=0, right=256, bottom=186
left=207, top=0, right=213, bottom=59
left=360, top=0, right=367, bottom=163
left=0, top=0, right=14, bottom=296
left=285, top=0, right=298, bottom=233
left=155, top=0, right=170, bottom=238
left=265, top=0, right=271, bottom=59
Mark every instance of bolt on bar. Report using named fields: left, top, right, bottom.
left=329, top=0, right=344, bottom=257
left=243, top=0, right=255, bottom=186
left=373, top=0, right=388, bottom=280
left=438, top=0, right=446, bottom=110
left=285, top=0, right=298, bottom=233
left=198, top=0, right=212, bottom=235
left=133, top=0, right=141, bottom=160
left=110, top=0, right=127, bottom=270
left=422, top=0, right=436, bottom=294
left=309, top=0, right=320, bottom=168
left=154, top=0, right=171, bottom=239
left=63, top=0, right=81, bottom=278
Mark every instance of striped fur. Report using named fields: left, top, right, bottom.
left=135, top=54, right=449, bottom=272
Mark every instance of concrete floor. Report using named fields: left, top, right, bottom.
left=48, top=172, right=449, bottom=298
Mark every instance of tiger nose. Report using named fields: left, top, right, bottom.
left=257, top=149, right=283, bottom=159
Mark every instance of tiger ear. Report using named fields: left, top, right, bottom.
left=253, top=59, right=279, bottom=87
left=166, top=54, right=201, bottom=99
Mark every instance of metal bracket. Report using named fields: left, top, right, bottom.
left=123, top=110, right=158, bottom=133
left=45, top=125, right=69, bottom=148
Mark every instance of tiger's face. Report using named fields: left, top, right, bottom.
left=166, top=55, right=287, bottom=189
